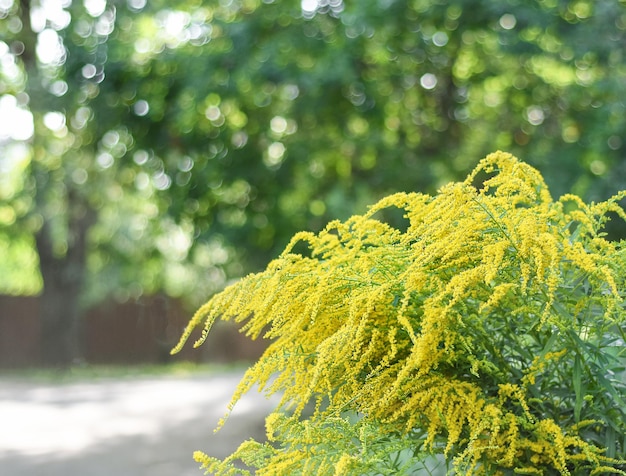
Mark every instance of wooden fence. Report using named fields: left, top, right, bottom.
left=0, top=294, right=266, bottom=369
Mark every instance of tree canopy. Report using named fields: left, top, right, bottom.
left=1, top=0, right=625, bottom=364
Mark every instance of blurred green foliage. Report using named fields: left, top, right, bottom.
left=1, top=0, right=626, bottom=307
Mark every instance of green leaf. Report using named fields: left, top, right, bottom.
left=573, top=354, right=583, bottom=423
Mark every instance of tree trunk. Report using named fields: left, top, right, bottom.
left=19, top=0, right=96, bottom=368
left=35, top=196, right=95, bottom=367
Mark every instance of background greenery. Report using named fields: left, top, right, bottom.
left=1, top=0, right=626, bottom=365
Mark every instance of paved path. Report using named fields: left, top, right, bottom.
left=0, top=371, right=279, bottom=476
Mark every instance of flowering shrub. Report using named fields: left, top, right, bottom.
left=173, top=151, right=626, bottom=475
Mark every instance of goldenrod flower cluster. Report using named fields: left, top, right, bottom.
left=173, top=151, right=626, bottom=475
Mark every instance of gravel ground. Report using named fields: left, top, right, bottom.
left=0, top=370, right=279, bottom=476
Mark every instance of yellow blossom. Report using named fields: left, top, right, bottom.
left=173, top=151, right=626, bottom=475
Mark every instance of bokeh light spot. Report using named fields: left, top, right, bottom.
left=499, top=14, right=517, bottom=30
left=420, top=73, right=437, bottom=90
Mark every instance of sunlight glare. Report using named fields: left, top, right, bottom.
left=36, top=29, right=65, bottom=65
left=0, top=0, right=13, bottom=13
left=301, top=0, right=319, bottom=15
left=38, top=0, right=71, bottom=31
left=84, top=0, right=106, bottom=18
left=0, top=95, right=34, bottom=142
left=43, top=111, right=66, bottom=132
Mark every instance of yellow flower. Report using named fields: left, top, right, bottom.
left=173, top=151, right=626, bottom=475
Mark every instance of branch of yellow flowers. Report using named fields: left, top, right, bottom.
left=173, top=151, right=626, bottom=475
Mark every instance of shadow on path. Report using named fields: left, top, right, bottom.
left=0, top=371, right=278, bottom=476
